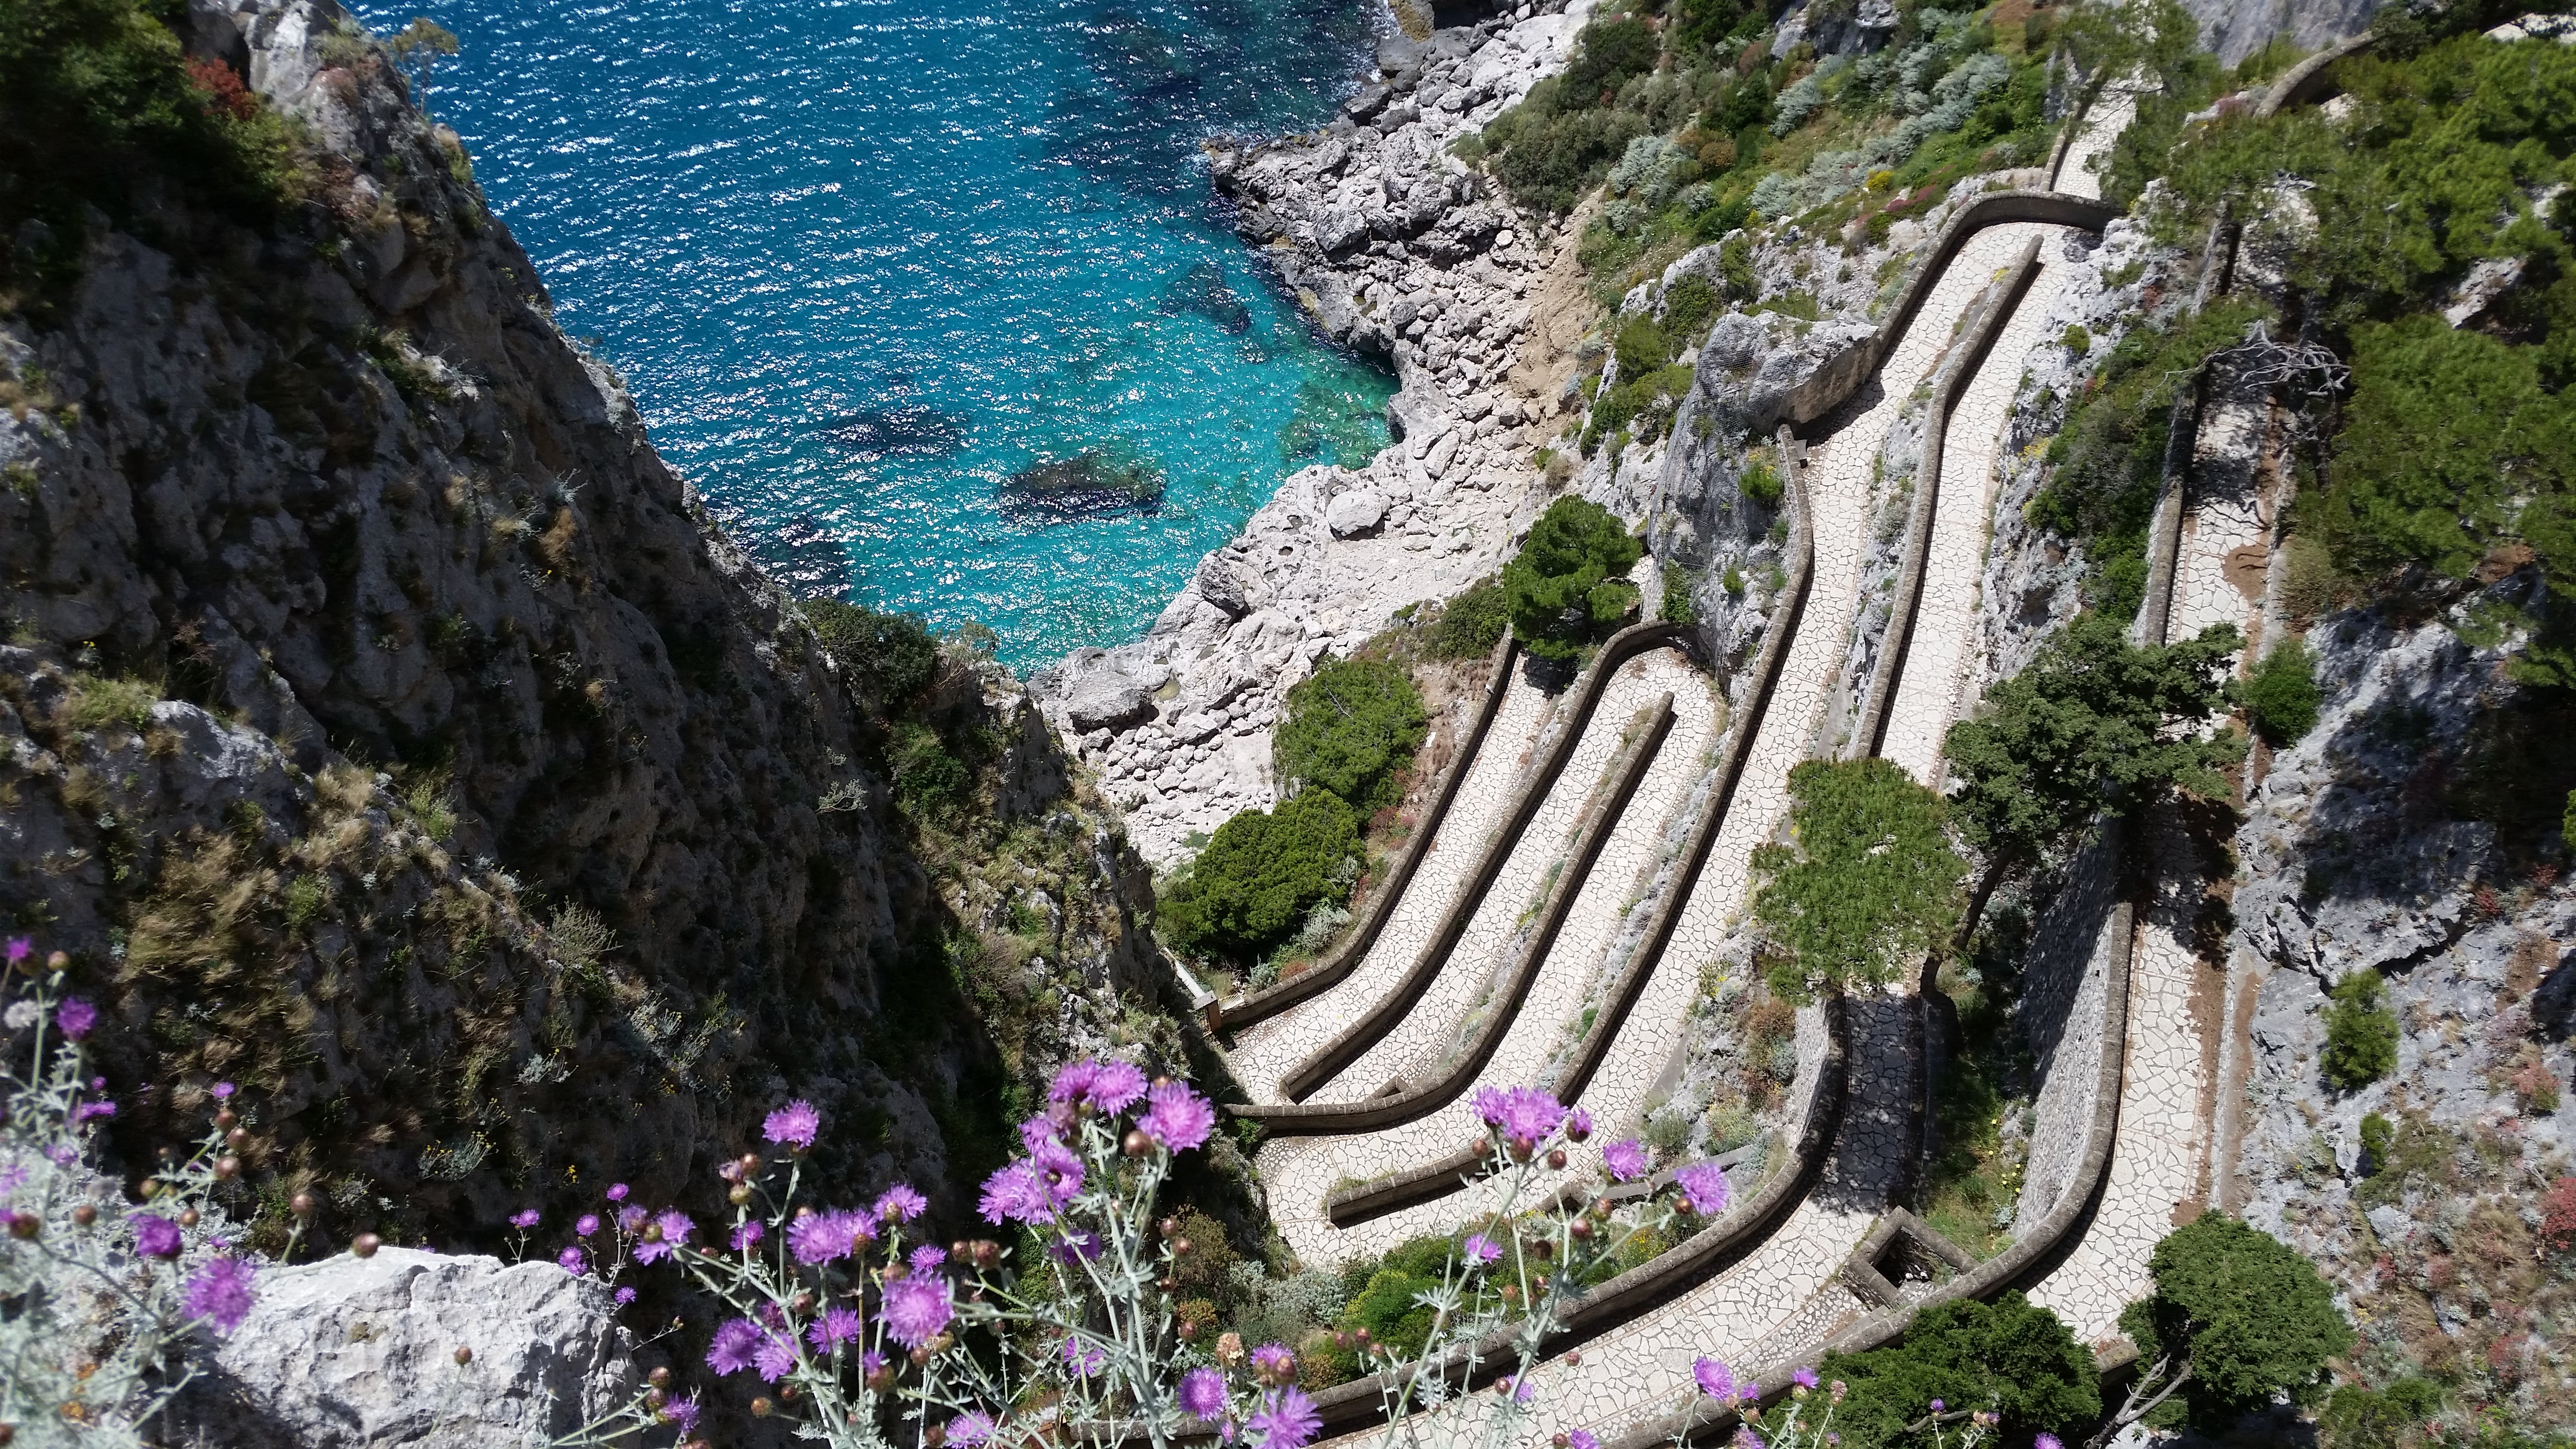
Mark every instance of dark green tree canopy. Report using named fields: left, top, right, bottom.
left=2116, top=1213, right=2354, bottom=1434
left=1156, top=790, right=1360, bottom=963
left=1753, top=757, right=1965, bottom=998
left=1273, top=655, right=1428, bottom=816
left=1503, top=496, right=1644, bottom=661
left=2321, top=968, right=2399, bottom=1091
left=1816, top=1292, right=2101, bottom=1449
left=1943, top=612, right=2242, bottom=880
left=807, top=598, right=941, bottom=709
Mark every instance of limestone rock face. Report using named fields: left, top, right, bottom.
left=2178, top=0, right=2388, bottom=64
left=1325, top=489, right=1392, bottom=538
left=179, top=1249, right=632, bottom=1448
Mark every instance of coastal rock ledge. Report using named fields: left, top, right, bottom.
left=1032, top=0, right=1604, bottom=863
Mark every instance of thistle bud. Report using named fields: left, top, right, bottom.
left=1158, top=1217, right=1177, bottom=1238
left=1546, top=1148, right=1567, bottom=1170
left=867, top=1361, right=895, bottom=1390
left=729, top=1185, right=753, bottom=1205
left=1570, top=1218, right=1593, bottom=1240
left=291, top=1192, right=315, bottom=1216
left=215, top=1155, right=242, bottom=1178
left=71, top=1205, right=96, bottom=1228
left=6, top=1214, right=37, bottom=1240
left=645, top=1388, right=667, bottom=1411
left=738, top=1152, right=762, bottom=1178
left=178, top=1208, right=201, bottom=1229
left=225, top=1128, right=249, bottom=1149
left=792, top=1291, right=816, bottom=1316
left=717, top=1160, right=741, bottom=1183
left=922, top=1422, right=943, bottom=1446
left=453, top=1346, right=473, bottom=1366
left=781, top=1384, right=801, bottom=1403
left=1123, top=1129, right=1151, bottom=1158
left=752, top=1396, right=774, bottom=1418
left=215, top=1109, right=239, bottom=1130
left=1172, top=1238, right=1191, bottom=1256
left=354, top=1232, right=381, bottom=1258
left=649, top=1366, right=672, bottom=1388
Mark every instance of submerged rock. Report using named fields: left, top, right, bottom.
left=999, top=449, right=1167, bottom=521
left=1158, top=260, right=1253, bottom=334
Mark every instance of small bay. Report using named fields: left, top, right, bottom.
left=361, top=0, right=1396, bottom=669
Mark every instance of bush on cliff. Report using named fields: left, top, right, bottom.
left=1274, top=655, right=1428, bottom=817
left=1503, top=496, right=1643, bottom=660
left=2112, top=1213, right=2353, bottom=1437
left=0, top=0, right=308, bottom=304
left=2322, top=968, right=2399, bottom=1090
left=1814, top=1292, right=2100, bottom=1449
left=1421, top=578, right=1511, bottom=660
left=1754, top=757, right=1964, bottom=999
left=807, top=598, right=941, bottom=709
left=1158, top=790, right=1361, bottom=963
left=2240, top=637, right=2320, bottom=746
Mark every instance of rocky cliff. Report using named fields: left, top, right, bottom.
left=0, top=0, right=1191, bottom=1254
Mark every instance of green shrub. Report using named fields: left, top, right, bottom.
left=2060, top=323, right=2092, bottom=355
left=1717, top=231, right=1755, bottom=300
left=1158, top=791, right=1361, bottom=962
left=2322, top=969, right=2399, bottom=1090
left=0, top=0, right=308, bottom=303
left=2241, top=639, right=2320, bottom=746
left=891, top=723, right=968, bottom=814
left=2358, top=1111, right=2393, bottom=1176
left=1815, top=1293, right=2100, bottom=1449
left=2116, top=1213, right=2353, bottom=1434
left=2318, top=1378, right=2443, bottom=1449
left=807, top=598, right=940, bottom=708
left=1422, top=579, right=1511, bottom=660
left=1612, top=313, right=1672, bottom=380
left=1661, top=274, right=1720, bottom=352
left=1739, top=456, right=1783, bottom=509
left=1503, top=497, right=1644, bottom=660
left=1273, top=656, right=1427, bottom=815
left=1722, top=564, right=1745, bottom=597
left=1482, top=82, right=1649, bottom=215
left=1557, top=18, right=1658, bottom=107
left=1658, top=562, right=1698, bottom=626
left=1754, top=758, right=1965, bottom=998
left=63, top=674, right=156, bottom=732
left=1944, top=612, right=2242, bottom=886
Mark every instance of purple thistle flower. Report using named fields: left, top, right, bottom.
left=575, top=1213, right=600, bottom=1238
left=1138, top=1081, right=1214, bottom=1152
left=1730, top=1430, right=1766, bottom=1449
left=182, top=1256, right=258, bottom=1334
left=604, top=1182, right=629, bottom=1203
left=732, top=1221, right=765, bottom=1252
left=1019, top=1115, right=1063, bottom=1154
left=614, top=1287, right=636, bottom=1306
left=763, top=1098, right=821, bottom=1150
left=1472, top=1085, right=1508, bottom=1126
left=1062, top=1334, right=1107, bottom=1377
left=1086, top=1059, right=1148, bottom=1112
left=1567, top=1107, right=1593, bottom=1140
left=509, top=1208, right=541, bottom=1230
left=876, top=1183, right=927, bottom=1222
left=3, top=938, right=27, bottom=965
left=1601, top=1138, right=1650, bottom=1182
left=1047, top=1059, right=1099, bottom=1106
left=862, top=1350, right=887, bottom=1379
left=55, top=998, right=96, bottom=1041
left=660, top=1395, right=701, bottom=1433
left=881, top=1272, right=954, bottom=1347
left=1495, top=1086, right=1565, bottom=1151
left=209, top=1081, right=235, bottom=1100
left=707, top=1318, right=764, bottom=1376
left=2034, top=1436, right=2064, bottom=1449
left=789, top=1208, right=875, bottom=1265
left=633, top=1209, right=692, bottom=1264
left=1180, top=1367, right=1228, bottom=1421
left=131, top=1212, right=183, bottom=1259
left=1030, top=1135, right=1085, bottom=1204
left=1462, top=1233, right=1502, bottom=1266
left=1569, top=1433, right=1599, bottom=1449
left=1250, top=1343, right=1294, bottom=1379
left=557, top=1247, right=588, bottom=1274
left=807, top=1306, right=863, bottom=1352
left=1792, top=1368, right=1818, bottom=1391
left=1928, top=1400, right=1944, bottom=1414
left=1247, top=1387, right=1320, bottom=1449
left=1693, top=1357, right=1737, bottom=1402
left=72, top=1100, right=114, bottom=1125
left=949, top=1412, right=997, bottom=1447
left=754, top=1334, right=798, bottom=1383
left=1050, top=1229, right=1103, bottom=1265
left=978, top=1161, right=1056, bottom=1226
left=911, top=1244, right=947, bottom=1272
left=615, top=1205, right=647, bottom=1234
left=1673, top=1162, right=1732, bottom=1217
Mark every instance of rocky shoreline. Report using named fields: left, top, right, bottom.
left=1031, top=0, right=1605, bottom=865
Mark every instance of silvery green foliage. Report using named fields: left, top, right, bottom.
left=1760, top=8, right=2018, bottom=211
left=1769, top=56, right=1852, bottom=137
left=564, top=1067, right=1682, bottom=1449
left=0, top=951, right=255, bottom=1443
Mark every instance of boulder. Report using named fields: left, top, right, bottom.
left=1325, top=490, right=1392, bottom=538
left=180, top=1249, right=632, bottom=1449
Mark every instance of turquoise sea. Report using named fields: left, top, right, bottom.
left=359, top=0, right=1396, bottom=669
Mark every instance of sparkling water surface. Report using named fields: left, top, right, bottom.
left=362, top=0, right=1395, bottom=670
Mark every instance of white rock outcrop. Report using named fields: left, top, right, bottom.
left=177, top=1249, right=634, bottom=1448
